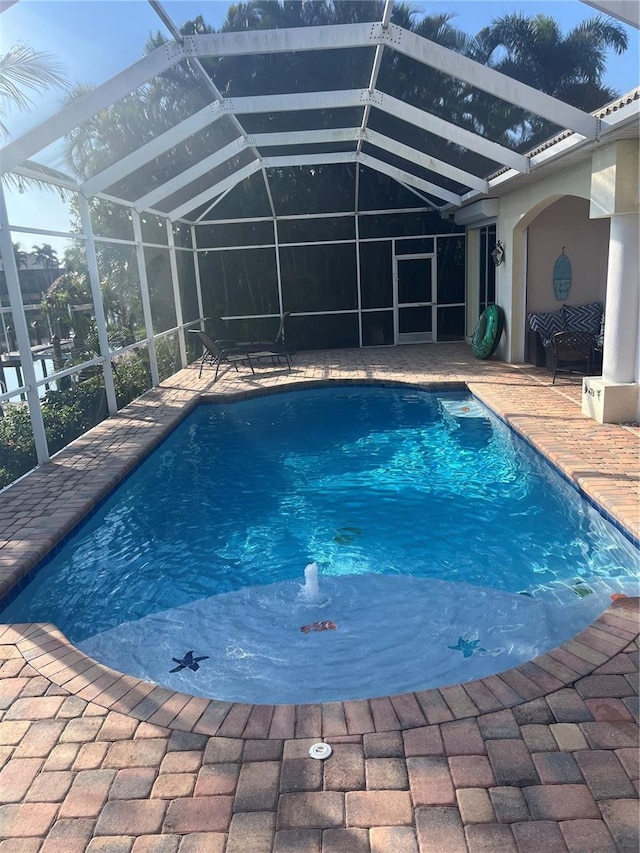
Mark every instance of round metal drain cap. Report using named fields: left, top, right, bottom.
left=309, top=742, right=332, bottom=760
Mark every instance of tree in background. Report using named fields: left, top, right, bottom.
left=12, top=242, right=28, bottom=270
left=468, top=13, right=628, bottom=147
left=31, top=243, right=60, bottom=285
left=0, top=42, right=69, bottom=192
left=0, top=43, right=67, bottom=138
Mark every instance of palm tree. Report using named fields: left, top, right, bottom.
left=468, top=13, right=628, bottom=147
left=31, top=244, right=59, bottom=286
left=0, top=42, right=67, bottom=138
left=12, top=242, right=28, bottom=270
left=0, top=42, right=69, bottom=193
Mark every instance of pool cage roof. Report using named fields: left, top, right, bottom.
left=1, top=0, right=637, bottom=224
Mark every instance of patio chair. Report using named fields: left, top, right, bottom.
left=189, top=329, right=291, bottom=382
left=549, top=330, right=596, bottom=384
left=208, top=312, right=292, bottom=354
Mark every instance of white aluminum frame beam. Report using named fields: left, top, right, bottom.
left=129, top=119, right=490, bottom=217
left=0, top=185, right=49, bottom=464
left=0, top=43, right=185, bottom=173
left=373, top=91, right=529, bottom=173
left=81, top=102, right=226, bottom=196
left=263, top=152, right=357, bottom=168
left=133, top=136, right=249, bottom=211
left=82, top=86, right=527, bottom=215
left=168, top=152, right=359, bottom=221
left=180, top=22, right=375, bottom=58
left=383, top=23, right=600, bottom=140
left=247, top=128, right=358, bottom=147
left=224, top=88, right=364, bottom=115
left=357, top=0, right=393, bottom=159
left=77, top=195, right=118, bottom=415
left=581, top=0, right=640, bottom=28
left=168, top=160, right=262, bottom=220
left=359, top=152, right=459, bottom=205
left=219, top=88, right=527, bottom=170
left=183, top=23, right=599, bottom=137
left=1, top=17, right=601, bottom=192
left=362, top=128, right=489, bottom=193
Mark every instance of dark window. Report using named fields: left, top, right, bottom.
left=359, top=242, right=392, bottom=309
left=144, top=247, right=176, bottom=332
left=437, top=306, right=466, bottom=341
left=437, top=236, right=466, bottom=305
left=199, top=248, right=279, bottom=317
left=173, top=223, right=192, bottom=249
left=176, top=251, right=199, bottom=323
left=359, top=211, right=456, bottom=239
left=479, top=224, right=496, bottom=313
left=395, top=238, right=434, bottom=255
left=290, top=313, right=359, bottom=351
left=399, top=306, right=431, bottom=334
left=140, top=214, right=169, bottom=245
left=278, top=216, right=355, bottom=244
left=197, top=221, right=275, bottom=248
left=90, top=199, right=134, bottom=240
left=203, top=170, right=273, bottom=220
left=280, top=244, right=357, bottom=312
left=398, top=258, right=432, bottom=304
left=362, top=310, right=394, bottom=346
left=267, top=164, right=355, bottom=216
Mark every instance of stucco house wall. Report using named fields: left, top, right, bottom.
left=525, top=196, right=610, bottom=314
left=493, top=159, right=596, bottom=363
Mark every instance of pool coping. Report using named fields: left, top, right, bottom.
left=1, top=353, right=638, bottom=740
left=2, top=597, right=638, bottom=740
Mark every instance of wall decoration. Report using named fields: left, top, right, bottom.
left=553, top=248, right=572, bottom=301
left=491, top=240, right=505, bottom=266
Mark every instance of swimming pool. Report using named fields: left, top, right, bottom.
left=2, top=386, right=638, bottom=703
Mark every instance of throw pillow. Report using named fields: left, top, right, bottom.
left=528, top=310, right=565, bottom=345
left=562, top=302, right=603, bottom=334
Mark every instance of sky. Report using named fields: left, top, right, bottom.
left=1, top=0, right=638, bottom=252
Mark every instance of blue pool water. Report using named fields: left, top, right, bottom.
left=2, top=386, right=638, bottom=703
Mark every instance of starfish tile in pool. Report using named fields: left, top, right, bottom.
left=170, top=650, right=210, bottom=672
left=448, top=636, right=486, bottom=658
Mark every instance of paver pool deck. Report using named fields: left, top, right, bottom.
left=0, top=343, right=637, bottom=852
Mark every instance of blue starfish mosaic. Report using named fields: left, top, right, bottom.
left=448, top=636, right=486, bottom=658
left=170, top=650, right=210, bottom=673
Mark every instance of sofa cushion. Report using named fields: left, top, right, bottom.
left=562, top=301, right=603, bottom=334
left=528, top=309, right=564, bottom=345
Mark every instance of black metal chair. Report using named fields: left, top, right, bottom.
left=189, top=329, right=291, bottom=382
left=208, top=312, right=292, bottom=352
left=549, top=331, right=596, bottom=384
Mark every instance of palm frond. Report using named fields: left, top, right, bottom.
left=1, top=160, right=76, bottom=193
left=0, top=43, right=68, bottom=113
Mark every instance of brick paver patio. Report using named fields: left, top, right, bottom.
left=0, top=344, right=637, bottom=851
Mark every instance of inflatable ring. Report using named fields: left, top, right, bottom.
left=472, top=304, right=504, bottom=359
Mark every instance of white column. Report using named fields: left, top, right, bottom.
left=78, top=196, right=118, bottom=415
left=0, top=185, right=49, bottom=464
left=191, top=224, right=205, bottom=329
left=601, top=212, right=639, bottom=384
left=132, top=211, right=159, bottom=386
left=166, top=219, right=187, bottom=369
